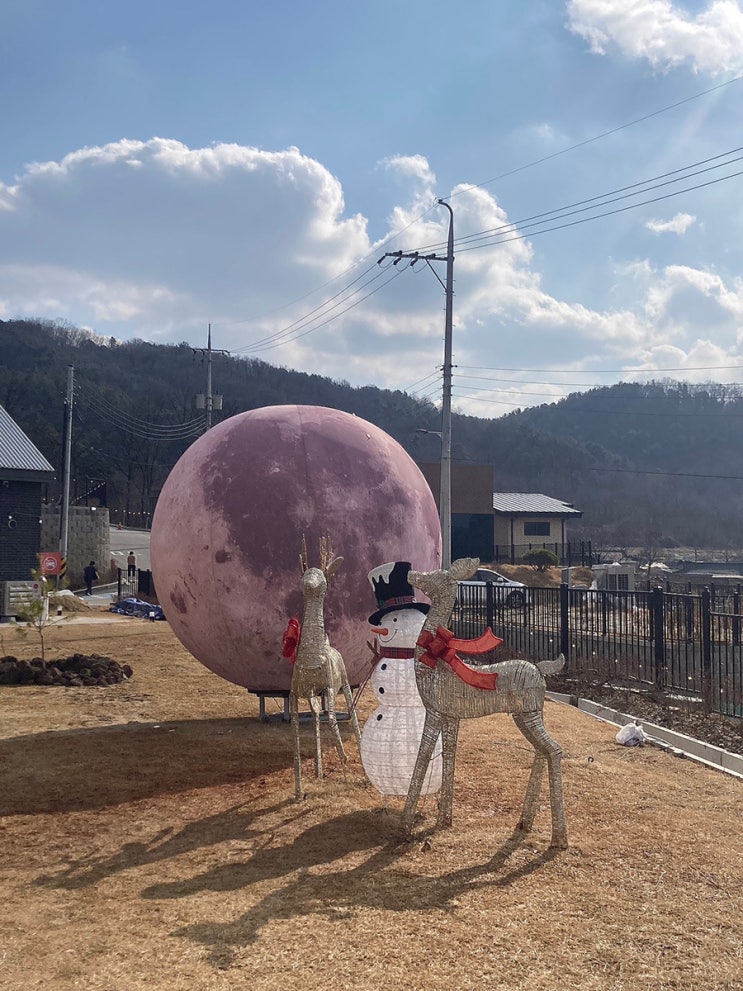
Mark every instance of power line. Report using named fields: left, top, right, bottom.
left=78, top=390, right=206, bottom=440
left=408, top=159, right=743, bottom=257
left=231, top=261, right=384, bottom=351
left=456, top=167, right=743, bottom=254
left=452, top=74, right=743, bottom=197
left=458, top=362, right=743, bottom=375
left=459, top=149, right=743, bottom=249
left=451, top=388, right=743, bottom=416
left=229, top=156, right=743, bottom=356
left=585, top=465, right=743, bottom=481
left=227, top=200, right=440, bottom=329
left=221, top=77, right=742, bottom=354
left=404, top=368, right=443, bottom=392
left=414, top=146, right=743, bottom=254
left=232, top=267, right=404, bottom=356
left=456, top=373, right=743, bottom=388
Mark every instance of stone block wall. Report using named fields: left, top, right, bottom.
left=41, top=506, right=111, bottom=588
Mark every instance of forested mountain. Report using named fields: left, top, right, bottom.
left=1, top=319, right=741, bottom=549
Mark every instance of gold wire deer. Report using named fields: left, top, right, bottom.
left=403, top=557, right=568, bottom=848
left=289, top=536, right=362, bottom=800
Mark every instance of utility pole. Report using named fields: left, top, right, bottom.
left=206, top=323, right=214, bottom=431
left=438, top=199, right=454, bottom=570
left=193, top=325, right=229, bottom=432
left=59, top=364, right=74, bottom=578
left=378, top=199, right=455, bottom=568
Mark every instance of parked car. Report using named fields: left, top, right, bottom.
left=110, top=597, right=166, bottom=620
left=457, top=568, right=530, bottom=608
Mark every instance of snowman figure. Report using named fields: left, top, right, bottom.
left=360, top=561, right=442, bottom=796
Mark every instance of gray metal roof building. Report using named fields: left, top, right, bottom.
left=0, top=404, right=54, bottom=480
left=492, top=492, right=582, bottom=517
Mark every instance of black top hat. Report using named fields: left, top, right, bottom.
left=367, top=561, right=430, bottom=625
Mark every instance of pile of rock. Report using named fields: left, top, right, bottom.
left=0, top=654, right=133, bottom=687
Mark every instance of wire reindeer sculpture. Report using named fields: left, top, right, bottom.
left=402, top=557, right=568, bottom=848
left=287, top=536, right=362, bottom=801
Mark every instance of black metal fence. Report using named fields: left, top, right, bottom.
left=452, top=583, right=742, bottom=719
left=116, top=567, right=156, bottom=600
left=491, top=540, right=593, bottom=567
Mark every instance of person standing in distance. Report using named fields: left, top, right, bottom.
left=127, top=550, right=136, bottom=579
left=83, top=561, right=99, bottom=596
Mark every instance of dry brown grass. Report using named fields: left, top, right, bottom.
left=488, top=563, right=595, bottom=588
left=0, top=616, right=741, bottom=991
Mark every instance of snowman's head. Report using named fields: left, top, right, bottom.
left=370, top=607, right=426, bottom=648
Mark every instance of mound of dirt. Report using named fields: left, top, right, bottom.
left=0, top=653, right=133, bottom=687
left=49, top=592, right=95, bottom=613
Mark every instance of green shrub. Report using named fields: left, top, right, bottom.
left=523, top=548, right=559, bottom=573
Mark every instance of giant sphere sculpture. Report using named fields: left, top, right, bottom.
left=151, top=405, right=442, bottom=692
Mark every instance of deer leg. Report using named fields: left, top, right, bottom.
left=402, top=710, right=443, bottom=834
left=513, top=714, right=546, bottom=834
left=437, top=717, right=460, bottom=829
left=341, top=679, right=362, bottom=748
left=290, top=691, right=303, bottom=801
left=324, top=686, right=348, bottom=764
left=308, top=691, right=323, bottom=779
left=513, top=710, right=568, bottom=849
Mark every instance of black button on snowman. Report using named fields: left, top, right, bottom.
left=361, top=561, right=442, bottom=796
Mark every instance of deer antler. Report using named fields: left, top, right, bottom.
left=319, top=536, right=333, bottom=573
left=320, top=536, right=343, bottom=583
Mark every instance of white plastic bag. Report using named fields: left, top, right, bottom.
left=615, top=722, right=647, bottom=746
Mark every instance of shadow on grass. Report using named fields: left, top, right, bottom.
left=138, top=808, right=560, bottom=968
left=35, top=796, right=304, bottom=890
left=0, top=717, right=294, bottom=814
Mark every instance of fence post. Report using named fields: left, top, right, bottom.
left=651, top=586, right=665, bottom=689
left=560, top=583, right=570, bottom=666
left=733, top=587, right=741, bottom=646
left=486, top=582, right=495, bottom=633
left=701, top=586, right=712, bottom=710
left=117, top=567, right=123, bottom=600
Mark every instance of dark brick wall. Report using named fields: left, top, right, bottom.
left=0, top=480, right=44, bottom=581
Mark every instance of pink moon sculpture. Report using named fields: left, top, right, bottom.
left=151, top=405, right=442, bottom=692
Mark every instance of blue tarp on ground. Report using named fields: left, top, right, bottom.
left=110, top=597, right=165, bottom=620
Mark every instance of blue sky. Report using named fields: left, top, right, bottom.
left=2, top=0, right=743, bottom=413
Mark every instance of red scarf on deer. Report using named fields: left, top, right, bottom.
left=416, top=626, right=503, bottom=690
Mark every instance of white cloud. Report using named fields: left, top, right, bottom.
left=567, top=0, right=743, bottom=73
left=645, top=212, right=697, bottom=234
left=1, top=137, right=743, bottom=410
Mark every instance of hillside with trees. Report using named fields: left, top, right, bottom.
left=1, top=319, right=741, bottom=551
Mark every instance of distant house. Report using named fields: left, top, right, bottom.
left=0, top=405, right=55, bottom=581
left=416, top=461, right=583, bottom=564
left=492, top=492, right=582, bottom=563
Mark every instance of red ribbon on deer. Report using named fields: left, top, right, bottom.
left=281, top=617, right=301, bottom=665
left=416, top=625, right=503, bottom=690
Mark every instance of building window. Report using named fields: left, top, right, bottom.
left=524, top=521, right=550, bottom=537
left=607, top=573, right=629, bottom=591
